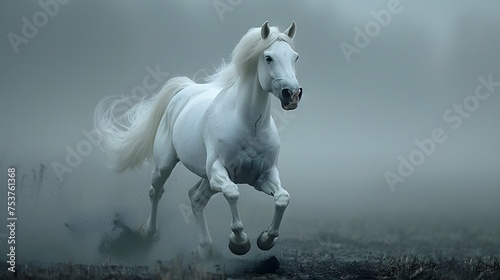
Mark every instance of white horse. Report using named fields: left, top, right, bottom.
left=94, top=21, right=302, bottom=258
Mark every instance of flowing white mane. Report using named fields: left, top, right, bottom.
left=206, top=25, right=295, bottom=89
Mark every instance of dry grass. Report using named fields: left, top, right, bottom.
left=3, top=221, right=500, bottom=279
left=2, top=251, right=498, bottom=279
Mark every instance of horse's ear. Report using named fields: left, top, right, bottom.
left=261, top=21, right=270, bottom=39
left=284, top=21, right=296, bottom=39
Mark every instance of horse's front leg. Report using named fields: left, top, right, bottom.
left=256, top=168, right=290, bottom=251
left=209, top=160, right=251, bottom=255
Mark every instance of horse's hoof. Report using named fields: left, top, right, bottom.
left=228, top=233, right=251, bottom=255
left=257, top=230, right=277, bottom=251
left=228, top=239, right=251, bottom=255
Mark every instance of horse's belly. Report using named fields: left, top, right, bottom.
left=170, top=85, right=219, bottom=178
left=172, top=113, right=206, bottom=172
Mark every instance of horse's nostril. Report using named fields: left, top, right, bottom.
left=281, top=88, right=292, bottom=98
left=282, top=89, right=292, bottom=99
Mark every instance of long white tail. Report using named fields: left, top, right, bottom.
left=94, top=77, right=194, bottom=173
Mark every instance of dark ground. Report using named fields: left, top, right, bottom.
left=2, top=218, right=499, bottom=280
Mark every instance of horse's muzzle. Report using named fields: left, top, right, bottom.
left=281, top=88, right=302, bottom=110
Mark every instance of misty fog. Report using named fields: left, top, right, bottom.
left=1, top=0, right=499, bottom=264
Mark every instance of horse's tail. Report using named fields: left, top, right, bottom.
left=94, top=77, right=194, bottom=173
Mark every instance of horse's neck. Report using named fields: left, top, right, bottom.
left=228, top=72, right=271, bottom=130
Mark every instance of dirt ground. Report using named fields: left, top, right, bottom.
left=2, top=219, right=500, bottom=279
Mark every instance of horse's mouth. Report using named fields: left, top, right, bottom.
left=281, top=102, right=298, bottom=110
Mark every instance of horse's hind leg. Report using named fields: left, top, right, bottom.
left=139, top=137, right=178, bottom=239
left=189, top=178, right=216, bottom=259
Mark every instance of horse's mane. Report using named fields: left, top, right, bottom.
left=205, top=25, right=294, bottom=89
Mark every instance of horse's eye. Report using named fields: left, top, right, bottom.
left=265, top=56, right=273, bottom=62
left=295, top=55, right=299, bottom=62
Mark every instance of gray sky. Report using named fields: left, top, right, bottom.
left=1, top=0, right=499, bottom=263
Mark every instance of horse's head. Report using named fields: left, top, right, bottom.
left=258, top=21, right=302, bottom=110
